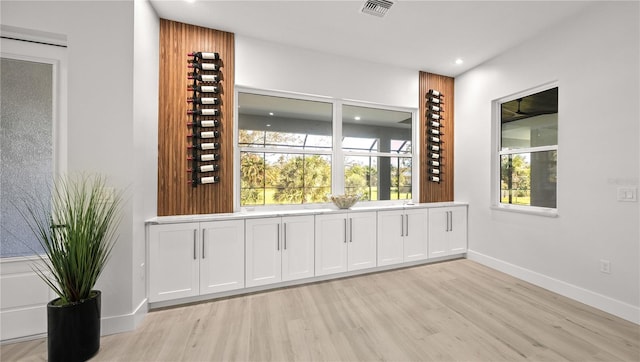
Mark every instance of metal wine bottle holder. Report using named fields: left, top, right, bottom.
left=187, top=51, right=221, bottom=187
left=426, top=89, right=443, bottom=183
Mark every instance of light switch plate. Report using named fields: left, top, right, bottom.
left=617, top=187, right=637, bottom=202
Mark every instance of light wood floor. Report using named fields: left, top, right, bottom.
left=2, top=259, right=639, bottom=361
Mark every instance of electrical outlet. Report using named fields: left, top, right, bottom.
left=617, top=187, right=637, bottom=202
left=600, top=259, right=611, bottom=274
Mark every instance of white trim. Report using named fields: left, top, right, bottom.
left=497, top=80, right=559, bottom=104
left=467, top=250, right=640, bottom=324
left=101, top=298, right=148, bottom=336
left=491, top=81, right=559, bottom=214
left=238, top=147, right=333, bottom=155
left=1, top=35, right=68, bottom=179
left=491, top=203, right=559, bottom=217
left=0, top=257, right=52, bottom=342
left=499, top=144, right=558, bottom=155
left=233, top=87, right=241, bottom=212
left=411, top=107, right=419, bottom=203
left=333, top=99, right=344, bottom=195
left=235, top=85, right=334, bottom=102
left=0, top=256, right=148, bottom=340
left=0, top=25, right=67, bottom=47
left=340, top=150, right=413, bottom=158
left=0, top=332, right=47, bottom=345
left=234, top=86, right=417, bottom=209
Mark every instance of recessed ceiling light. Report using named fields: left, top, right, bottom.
left=269, top=112, right=274, bottom=116
left=266, top=124, right=271, bottom=127
left=354, top=116, right=361, bottom=121
left=455, top=58, right=464, bottom=65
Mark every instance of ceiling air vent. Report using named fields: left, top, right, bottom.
left=361, top=0, right=394, bottom=17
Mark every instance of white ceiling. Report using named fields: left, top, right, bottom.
left=149, top=0, right=594, bottom=77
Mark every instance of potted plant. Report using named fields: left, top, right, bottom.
left=18, top=174, right=123, bottom=362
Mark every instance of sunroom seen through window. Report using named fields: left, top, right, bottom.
left=238, top=92, right=414, bottom=207
left=238, top=93, right=332, bottom=206
left=342, top=105, right=412, bottom=201
left=499, top=87, right=558, bottom=209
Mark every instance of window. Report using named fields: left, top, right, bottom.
left=342, top=104, right=413, bottom=201
left=237, top=90, right=415, bottom=207
left=496, top=86, right=558, bottom=212
left=238, top=92, right=333, bottom=206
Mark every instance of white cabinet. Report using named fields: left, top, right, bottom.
left=403, top=208, right=430, bottom=262
left=377, top=210, right=404, bottom=266
left=245, top=215, right=314, bottom=288
left=200, top=220, right=245, bottom=295
left=245, top=218, right=281, bottom=287
left=149, top=223, right=200, bottom=302
left=315, top=211, right=377, bottom=276
left=428, top=206, right=467, bottom=258
left=148, top=220, right=245, bottom=303
left=347, top=212, right=378, bottom=271
left=281, top=216, right=316, bottom=282
left=148, top=203, right=468, bottom=305
left=377, top=208, right=428, bottom=266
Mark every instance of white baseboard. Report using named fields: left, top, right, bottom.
left=467, top=250, right=640, bottom=324
left=133, top=298, right=149, bottom=329
left=101, top=298, right=148, bottom=336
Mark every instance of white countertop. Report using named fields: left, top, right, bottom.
left=146, top=201, right=468, bottom=225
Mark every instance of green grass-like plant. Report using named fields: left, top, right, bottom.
left=19, top=174, right=123, bottom=306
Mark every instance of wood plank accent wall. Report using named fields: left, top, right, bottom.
left=158, top=19, right=234, bottom=216
left=419, top=71, right=455, bottom=203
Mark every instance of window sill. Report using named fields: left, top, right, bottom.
left=491, top=204, right=558, bottom=218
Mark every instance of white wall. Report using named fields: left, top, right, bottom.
left=132, top=0, right=159, bottom=326
left=455, top=2, right=639, bottom=322
left=236, top=35, right=418, bottom=109
left=1, top=0, right=158, bottom=336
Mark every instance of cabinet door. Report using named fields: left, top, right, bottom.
left=377, top=210, right=404, bottom=266
left=148, top=223, right=199, bottom=302
left=403, top=208, right=428, bottom=262
left=428, top=208, right=449, bottom=258
left=347, top=211, right=377, bottom=271
left=281, top=215, right=315, bottom=282
left=245, top=218, right=282, bottom=287
left=448, top=207, right=468, bottom=254
left=199, top=220, right=245, bottom=295
left=315, top=213, right=348, bottom=276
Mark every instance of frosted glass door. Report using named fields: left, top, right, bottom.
left=0, top=56, right=53, bottom=257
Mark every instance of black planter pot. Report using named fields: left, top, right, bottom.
left=47, top=290, right=101, bottom=362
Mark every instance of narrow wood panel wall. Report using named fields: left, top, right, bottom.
left=419, top=71, right=455, bottom=203
left=158, top=19, right=234, bottom=216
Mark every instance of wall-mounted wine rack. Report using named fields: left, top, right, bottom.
left=187, top=51, right=221, bottom=187
left=426, top=89, right=443, bottom=183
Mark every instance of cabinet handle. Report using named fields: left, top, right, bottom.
left=447, top=211, right=451, bottom=232
left=277, top=223, right=280, bottom=251
left=193, top=229, right=197, bottom=260
left=349, top=218, right=353, bottom=243
left=400, top=214, right=404, bottom=237
left=344, top=218, right=347, bottom=243
left=449, top=211, right=453, bottom=232
left=284, top=223, right=287, bottom=250
left=445, top=211, right=449, bottom=232
left=405, top=214, right=409, bottom=236
left=445, top=212, right=448, bottom=232
left=202, top=229, right=205, bottom=259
